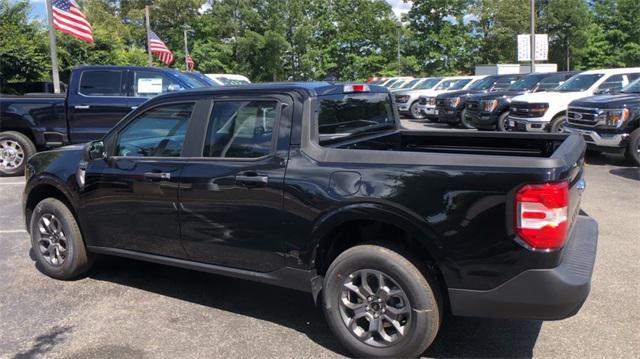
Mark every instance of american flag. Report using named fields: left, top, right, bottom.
left=149, top=31, right=174, bottom=65
left=186, top=55, right=195, bottom=71
left=51, top=0, right=94, bottom=44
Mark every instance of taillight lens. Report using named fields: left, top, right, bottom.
left=515, top=182, right=569, bottom=250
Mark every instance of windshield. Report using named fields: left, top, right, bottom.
left=509, top=75, right=545, bottom=91
left=434, top=79, right=457, bottom=90
left=400, top=79, right=420, bottom=88
left=450, top=79, right=472, bottom=90
left=414, top=78, right=441, bottom=89
left=468, top=76, right=498, bottom=90
left=317, top=93, right=395, bottom=141
left=556, top=74, right=604, bottom=92
left=621, top=78, right=640, bottom=93
left=390, top=80, right=407, bottom=89
left=184, top=72, right=219, bottom=87
left=385, top=79, right=400, bottom=87
left=217, top=77, right=249, bottom=85
left=174, top=72, right=207, bottom=88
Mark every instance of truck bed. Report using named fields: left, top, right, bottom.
left=332, top=130, right=567, bottom=158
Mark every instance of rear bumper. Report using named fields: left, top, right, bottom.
left=449, top=215, right=598, bottom=320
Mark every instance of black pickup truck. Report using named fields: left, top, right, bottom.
left=0, top=65, right=211, bottom=176
left=23, top=83, right=598, bottom=358
left=564, top=79, right=640, bottom=165
left=468, top=72, right=578, bottom=131
left=435, top=74, right=523, bottom=128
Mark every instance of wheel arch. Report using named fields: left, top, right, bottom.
left=24, top=176, right=81, bottom=234
left=311, top=202, right=447, bottom=281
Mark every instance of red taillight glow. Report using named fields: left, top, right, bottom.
left=344, top=84, right=369, bottom=93
left=515, top=182, right=569, bottom=250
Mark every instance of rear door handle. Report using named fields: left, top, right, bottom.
left=130, top=106, right=138, bottom=110
left=235, top=174, right=269, bottom=185
left=144, top=172, right=171, bottom=180
left=74, top=105, right=90, bottom=109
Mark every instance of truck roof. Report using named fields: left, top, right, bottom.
left=579, top=67, right=640, bottom=75
left=143, top=82, right=390, bottom=103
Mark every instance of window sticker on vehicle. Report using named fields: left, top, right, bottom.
left=137, top=78, right=163, bottom=94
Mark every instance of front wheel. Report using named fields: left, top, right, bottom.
left=624, top=128, right=640, bottom=166
left=409, top=101, right=426, bottom=120
left=549, top=114, right=566, bottom=133
left=322, top=244, right=441, bottom=358
left=30, top=198, right=94, bottom=280
left=497, top=112, right=511, bottom=132
left=459, top=109, right=474, bottom=129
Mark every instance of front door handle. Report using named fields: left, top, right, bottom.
left=235, top=174, right=268, bottom=185
left=144, top=172, right=171, bottom=180
left=74, top=105, right=90, bottom=109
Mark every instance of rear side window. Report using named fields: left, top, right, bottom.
left=116, top=103, right=193, bottom=157
left=133, top=71, right=181, bottom=97
left=317, top=93, right=394, bottom=137
left=203, top=100, right=277, bottom=158
left=79, top=70, right=125, bottom=96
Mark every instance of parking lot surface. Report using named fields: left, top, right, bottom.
left=1, top=125, right=639, bottom=358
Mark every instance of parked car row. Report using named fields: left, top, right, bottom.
left=384, top=68, right=640, bottom=165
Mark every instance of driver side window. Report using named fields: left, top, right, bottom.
left=116, top=103, right=193, bottom=157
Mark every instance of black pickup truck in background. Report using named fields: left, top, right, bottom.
left=0, top=65, right=212, bottom=176
left=564, top=78, right=640, bottom=165
left=23, top=83, right=598, bottom=357
left=468, top=72, right=578, bottom=131
left=435, top=74, right=523, bottom=128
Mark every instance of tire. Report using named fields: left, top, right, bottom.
left=459, top=108, right=474, bottom=129
left=497, top=112, right=511, bottom=132
left=409, top=101, right=426, bottom=120
left=549, top=114, right=566, bottom=133
left=0, top=131, right=37, bottom=177
left=322, top=244, right=441, bottom=358
left=624, top=128, right=640, bottom=166
left=29, top=198, right=94, bottom=280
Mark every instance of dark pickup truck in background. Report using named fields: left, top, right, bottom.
left=23, top=82, right=598, bottom=357
left=467, top=72, right=578, bottom=131
left=435, top=74, right=522, bottom=128
left=0, top=65, right=212, bottom=175
left=564, top=78, right=640, bottom=165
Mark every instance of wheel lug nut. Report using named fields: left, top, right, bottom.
left=367, top=296, right=372, bottom=302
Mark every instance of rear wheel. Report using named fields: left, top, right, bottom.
left=322, top=244, right=441, bottom=358
left=29, top=198, right=94, bottom=280
left=497, top=112, right=511, bottom=132
left=410, top=101, right=426, bottom=120
left=549, top=114, right=566, bottom=133
left=0, top=131, right=36, bottom=177
left=624, top=128, right=640, bottom=166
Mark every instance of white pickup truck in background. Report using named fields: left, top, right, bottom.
left=508, top=68, right=640, bottom=132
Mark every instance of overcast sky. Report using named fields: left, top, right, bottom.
left=21, top=0, right=414, bottom=22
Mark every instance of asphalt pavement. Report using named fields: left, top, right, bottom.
left=1, top=124, right=639, bottom=358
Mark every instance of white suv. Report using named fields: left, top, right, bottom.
left=508, top=68, right=640, bottom=132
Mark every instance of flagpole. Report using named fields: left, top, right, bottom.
left=145, top=5, right=153, bottom=66
left=45, top=0, right=61, bottom=93
left=182, top=25, right=193, bottom=71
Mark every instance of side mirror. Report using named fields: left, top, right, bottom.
left=594, top=88, right=611, bottom=95
left=87, top=140, right=106, bottom=160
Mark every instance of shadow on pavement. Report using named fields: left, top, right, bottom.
left=13, top=326, right=73, bottom=359
left=584, top=152, right=634, bottom=167
left=86, top=257, right=542, bottom=358
left=609, top=168, right=640, bottom=181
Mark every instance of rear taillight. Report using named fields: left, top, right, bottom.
left=515, top=181, right=569, bottom=250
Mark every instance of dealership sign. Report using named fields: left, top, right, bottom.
left=518, top=34, right=549, bottom=61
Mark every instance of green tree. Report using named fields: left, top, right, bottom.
left=0, top=0, right=49, bottom=85
left=539, top=0, right=591, bottom=70
left=406, top=0, right=477, bottom=75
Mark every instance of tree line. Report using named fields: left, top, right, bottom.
left=1, top=0, right=639, bottom=85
